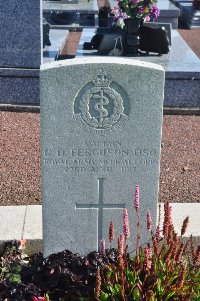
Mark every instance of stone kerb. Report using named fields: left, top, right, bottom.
left=40, top=57, right=165, bottom=257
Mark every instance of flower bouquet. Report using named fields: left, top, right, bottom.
left=111, top=0, right=160, bottom=29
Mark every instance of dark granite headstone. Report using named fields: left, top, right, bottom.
left=0, top=0, right=42, bottom=104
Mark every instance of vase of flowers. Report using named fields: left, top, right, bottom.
left=111, top=0, right=160, bottom=55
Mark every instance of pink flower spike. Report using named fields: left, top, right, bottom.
left=123, top=208, right=130, bottom=239
left=120, top=233, right=125, bottom=249
left=147, top=210, right=152, bottom=231
left=135, top=184, right=140, bottom=211
left=100, top=239, right=105, bottom=256
left=19, top=239, right=27, bottom=248
left=144, top=244, right=152, bottom=272
left=148, top=243, right=152, bottom=258
left=156, top=225, right=160, bottom=242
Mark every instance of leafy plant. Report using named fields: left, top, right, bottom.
left=0, top=240, right=24, bottom=285
left=0, top=186, right=199, bottom=300
left=0, top=241, right=114, bottom=300
left=95, top=185, right=200, bottom=301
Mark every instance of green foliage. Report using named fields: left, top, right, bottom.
left=0, top=203, right=199, bottom=301
left=95, top=202, right=200, bottom=301
left=0, top=241, right=25, bottom=285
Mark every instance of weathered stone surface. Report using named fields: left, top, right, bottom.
left=40, top=57, right=164, bottom=257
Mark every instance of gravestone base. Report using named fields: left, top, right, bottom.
left=165, top=73, right=200, bottom=107
left=0, top=69, right=40, bottom=105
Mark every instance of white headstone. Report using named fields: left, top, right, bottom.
left=40, top=57, right=165, bottom=257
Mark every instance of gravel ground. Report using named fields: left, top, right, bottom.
left=1, top=112, right=41, bottom=205
left=1, top=112, right=199, bottom=206
left=0, top=29, right=200, bottom=206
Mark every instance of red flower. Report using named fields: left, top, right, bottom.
left=32, top=297, right=47, bottom=301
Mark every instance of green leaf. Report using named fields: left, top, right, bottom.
left=9, top=274, right=21, bottom=284
left=12, top=264, right=22, bottom=273
left=164, top=291, right=176, bottom=301
left=100, top=292, right=110, bottom=301
left=166, top=274, right=179, bottom=286
left=114, top=284, right=121, bottom=294
left=132, top=287, right=141, bottom=301
left=107, top=285, right=114, bottom=294
left=1, top=267, right=9, bottom=273
left=156, top=278, right=162, bottom=294
left=126, top=269, right=136, bottom=284
left=146, top=290, right=156, bottom=301
left=149, top=296, right=156, bottom=301
left=45, top=294, right=50, bottom=301
left=194, top=296, right=200, bottom=301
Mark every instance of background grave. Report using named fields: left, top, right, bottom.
left=0, top=0, right=42, bottom=105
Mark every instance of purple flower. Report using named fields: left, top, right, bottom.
left=112, top=0, right=159, bottom=22
left=150, top=6, right=160, bottom=20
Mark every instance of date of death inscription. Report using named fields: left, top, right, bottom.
left=43, top=141, right=159, bottom=174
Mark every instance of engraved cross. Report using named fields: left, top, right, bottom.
left=75, top=178, right=126, bottom=251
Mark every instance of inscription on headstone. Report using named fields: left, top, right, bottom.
left=40, top=57, right=165, bottom=257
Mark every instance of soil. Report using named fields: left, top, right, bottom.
left=0, top=29, right=200, bottom=206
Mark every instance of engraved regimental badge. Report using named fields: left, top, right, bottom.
left=73, top=74, right=129, bottom=133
